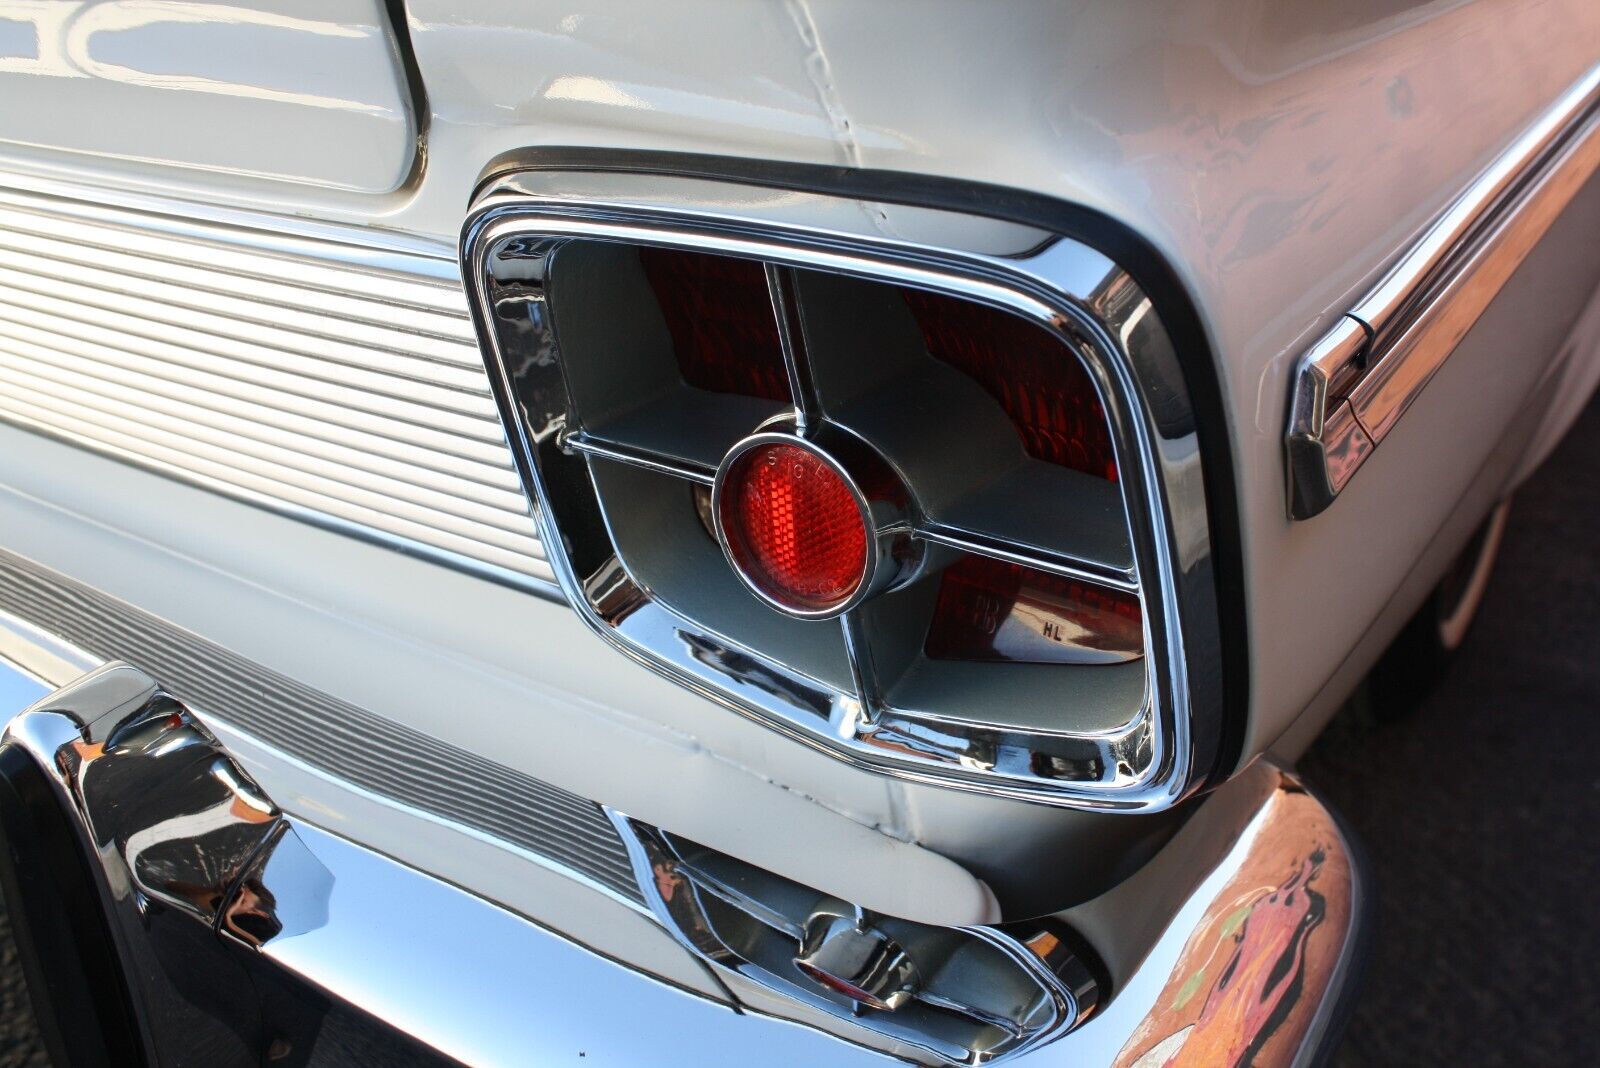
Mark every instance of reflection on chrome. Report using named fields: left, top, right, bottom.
left=1109, top=770, right=1362, bottom=1068
left=0, top=644, right=1364, bottom=1066
left=851, top=710, right=1155, bottom=788
left=221, top=823, right=335, bottom=950
left=610, top=814, right=1101, bottom=1065
left=793, top=906, right=924, bottom=1012
left=680, top=630, right=836, bottom=719
left=15, top=664, right=287, bottom=926
left=0, top=662, right=342, bottom=963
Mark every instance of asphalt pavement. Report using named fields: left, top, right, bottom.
left=1302, top=396, right=1600, bottom=1066
left=0, top=399, right=1596, bottom=1067
left=0, top=903, right=44, bottom=1068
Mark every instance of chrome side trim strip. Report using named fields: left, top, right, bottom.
left=1287, top=63, right=1600, bottom=518
left=0, top=546, right=641, bottom=902
left=0, top=179, right=556, bottom=587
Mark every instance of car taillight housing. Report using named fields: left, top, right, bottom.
left=639, top=246, right=792, bottom=402
left=467, top=172, right=1229, bottom=813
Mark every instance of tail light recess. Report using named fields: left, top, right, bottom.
left=901, top=288, right=1118, bottom=481
left=639, top=247, right=793, bottom=403
left=924, top=555, right=1143, bottom=665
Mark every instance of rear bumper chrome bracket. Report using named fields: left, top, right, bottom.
left=0, top=617, right=1366, bottom=1066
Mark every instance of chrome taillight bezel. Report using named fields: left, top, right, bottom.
left=461, top=165, right=1232, bottom=812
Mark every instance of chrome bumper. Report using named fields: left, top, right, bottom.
left=0, top=610, right=1367, bottom=1068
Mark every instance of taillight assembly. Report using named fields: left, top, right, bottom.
left=467, top=175, right=1225, bottom=811
left=924, top=556, right=1143, bottom=665
left=901, top=288, right=1118, bottom=481
left=639, top=247, right=793, bottom=402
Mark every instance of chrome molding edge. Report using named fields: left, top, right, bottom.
left=0, top=545, right=642, bottom=903
left=0, top=175, right=557, bottom=589
left=1288, top=63, right=1600, bottom=519
left=462, top=170, right=1228, bottom=812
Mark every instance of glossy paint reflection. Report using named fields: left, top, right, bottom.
left=0, top=0, right=414, bottom=190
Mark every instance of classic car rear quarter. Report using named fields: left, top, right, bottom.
left=0, top=1, right=1597, bottom=1065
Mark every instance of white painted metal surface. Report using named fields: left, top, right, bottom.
left=83, top=0, right=1589, bottom=766
left=0, top=0, right=415, bottom=192
left=0, top=422, right=1002, bottom=927
left=0, top=0, right=1596, bottom=910
left=385, top=0, right=1600, bottom=763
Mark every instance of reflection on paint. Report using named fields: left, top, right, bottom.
left=0, top=1, right=387, bottom=113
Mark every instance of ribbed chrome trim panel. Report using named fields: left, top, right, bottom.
left=0, top=183, right=553, bottom=588
left=0, top=547, right=642, bottom=902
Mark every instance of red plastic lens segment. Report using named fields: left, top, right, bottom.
left=638, top=248, right=793, bottom=402
left=924, top=556, right=1142, bottom=664
left=901, top=287, right=1118, bottom=481
left=718, top=443, right=870, bottom=613
left=794, top=961, right=889, bottom=1009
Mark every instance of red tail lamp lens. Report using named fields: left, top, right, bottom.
left=718, top=443, right=869, bottom=613
left=924, top=556, right=1143, bottom=664
left=638, top=248, right=793, bottom=402
left=901, top=288, right=1118, bottom=481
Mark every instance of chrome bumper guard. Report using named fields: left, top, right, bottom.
left=0, top=622, right=1367, bottom=1067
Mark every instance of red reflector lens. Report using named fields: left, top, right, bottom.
left=638, top=248, right=793, bottom=402
left=794, top=961, right=889, bottom=1009
left=901, top=288, right=1117, bottom=480
left=924, top=556, right=1142, bottom=664
left=718, top=443, right=869, bottom=613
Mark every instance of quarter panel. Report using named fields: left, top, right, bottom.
left=396, top=0, right=1600, bottom=761
left=773, top=0, right=1600, bottom=758
left=1267, top=170, right=1600, bottom=757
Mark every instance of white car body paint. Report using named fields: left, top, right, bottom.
left=0, top=0, right=1596, bottom=931
left=0, top=0, right=416, bottom=192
